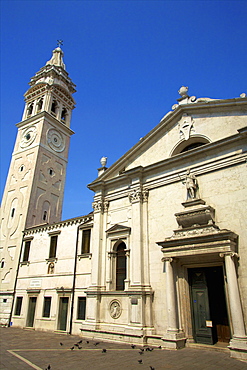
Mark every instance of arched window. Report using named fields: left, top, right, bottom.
left=27, top=103, right=34, bottom=116
left=37, top=98, right=43, bottom=112
left=171, top=136, right=210, bottom=156
left=116, top=242, right=126, bottom=291
left=51, top=100, right=58, bottom=115
left=61, top=107, right=67, bottom=122
left=180, top=142, right=206, bottom=153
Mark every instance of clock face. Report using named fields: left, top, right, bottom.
left=20, top=126, right=37, bottom=148
left=47, top=128, right=65, bottom=152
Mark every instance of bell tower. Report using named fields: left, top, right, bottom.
left=0, top=46, right=76, bottom=324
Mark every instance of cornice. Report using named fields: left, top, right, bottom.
left=16, top=111, right=75, bottom=136
left=29, top=64, right=76, bottom=94
left=23, top=214, right=93, bottom=235
left=89, top=130, right=246, bottom=195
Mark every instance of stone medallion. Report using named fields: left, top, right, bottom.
left=109, top=300, right=121, bottom=319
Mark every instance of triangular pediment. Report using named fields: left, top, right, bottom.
left=88, top=95, right=245, bottom=190
left=106, top=224, right=131, bottom=234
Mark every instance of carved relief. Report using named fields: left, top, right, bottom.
left=109, top=300, right=121, bottom=319
left=178, top=114, right=195, bottom=140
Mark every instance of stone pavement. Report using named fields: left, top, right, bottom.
left=0, top=327, right=246, bottom=370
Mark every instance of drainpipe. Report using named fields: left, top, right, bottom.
left=69, top=223, right=80, bottom=334
left=8, top=233, right=25, bottom=326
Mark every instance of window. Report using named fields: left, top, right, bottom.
left=43, top=297, right=51, bottom=318
left=180, top=142, right=205, bottom=153
left=77, top=297, right=86, bottom=320
left=11, top=208, right=15, bottom=218
left=1, top=260, right=4, bottom=268
left=15, top=297, right=23, bottom=316
left=37, top=98, right=43, bottom=112
left=61, top=108, right=67, bottom=122
left=23, top=240, right=31, bottom=262
left=81, top=229, right=91, bottom=254
left=43, top=211, right=47, bottom=221
left=51, top=100, right=58, bottom=114
left=116, top=242, right=127, bottom=291
left=27, top=103, right=34, bottom=116
left=49, top=235, right=58, bottom=258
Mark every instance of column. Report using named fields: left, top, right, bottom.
left=164, top=257, right=179, bottom=332
left=161, top=257, right=186, bottom=349
left=142, top=189, right=151, bottom=287
left=129, top=188, right=143, bottom=286
left=221, top=252, right=246, bottom=338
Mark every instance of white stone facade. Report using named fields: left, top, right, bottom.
left=1, top=49, right=247, bottom=362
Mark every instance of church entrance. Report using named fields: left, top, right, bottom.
left=188, top=266, right=230, bottom=345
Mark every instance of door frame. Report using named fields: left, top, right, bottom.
left=26, top=296, right=37, bottom=327
left=186, top=264, right=231, bottom=345
left=57, top=296, right=70, bottom=331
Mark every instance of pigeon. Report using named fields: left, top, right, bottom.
left=139, top=348, right=144, bottom=352
left=70, top=346, right=74, bottom=350
left=139, top=351, right=143, bottom=355
left=138, top=359, right=143, bottom=364
left=102, top=348, right=107, bottom=353
left=78, top=346, right=82, bottom=349
left=94, top=342, right=100, bottom=346
left=86, top=341, right=89, bottom=344
left=158, top=345, right=162, bottom=349
left=47, top=366, right=51, bottom=370
left=59, top=342, right=63, bottom=346
left=150, top=367, right=155, bottom=370
left=131, top=344, right=136, bottom=349
left=78, top=340, right=82, bottom=344
left=74, top=343, right=79, bottom=347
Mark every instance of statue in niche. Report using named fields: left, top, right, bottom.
left=48, top=262, right=55, bottom=274
left=183, top=169, right=198, bottom=200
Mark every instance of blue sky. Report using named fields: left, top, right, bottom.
left=1, top=0, right=246, bottom=220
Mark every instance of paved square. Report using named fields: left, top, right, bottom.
left=0, top=327, right=246, bottom=369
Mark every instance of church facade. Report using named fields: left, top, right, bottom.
left=1, top=49, right=247, bottom=361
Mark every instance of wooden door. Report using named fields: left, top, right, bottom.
left=190, top=270, right=213, bottom=344
left=26, top=297, right=37, bottom=327
left=58, top=297, right=69, bottom=331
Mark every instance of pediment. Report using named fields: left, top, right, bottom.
left=88, top=95, right=245, bottom=190
left=106, top=224, right=131, bottom=235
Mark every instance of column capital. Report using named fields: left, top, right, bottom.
left=92, top=198, right=109, bottom=214
left=128, top=188, right=149, bottom=204
left=128, top=188, right=142, bottom=203
left=161, top=257, right=174, bottom=263
left=92, top=200, right=103, bottom=213
left=219, top=252, right=239, bottom=259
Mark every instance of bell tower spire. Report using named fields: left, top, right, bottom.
left=0, top=47, right=76, bottom=325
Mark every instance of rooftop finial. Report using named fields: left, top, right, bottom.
left=57, top=39, right=63, bottom=48
left=46, top=43, right=66, bottom=69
